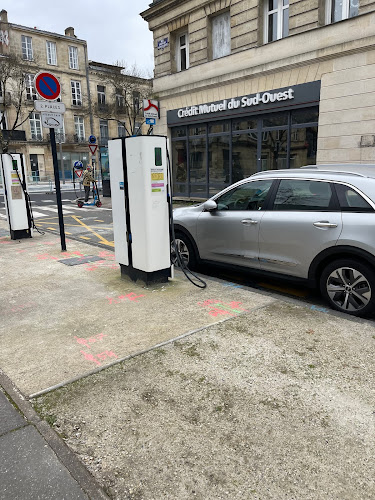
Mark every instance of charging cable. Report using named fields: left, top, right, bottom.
left=165, top=143, right=207, bottom=289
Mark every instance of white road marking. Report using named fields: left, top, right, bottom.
left=30, top=211, right=49, bottom=218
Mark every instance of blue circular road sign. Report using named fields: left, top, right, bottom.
left=35, top=72, right=61, bottom=100
left=74, top=161, right=83, bottom=168
left=89, top=135, right=97, bottom=144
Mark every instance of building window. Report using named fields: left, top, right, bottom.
left=46, top=41, right=57, bottom=65
left=69, top=46, right=78, bottom=69
left=176, top=33, right=189, bottom=72
left=118, top=122, right=126, bottom=137
left=21, top=35, right=33, bottom=60
left=55, top=120, right=65, bottom=143
left=212, top=12, right=231, bottom=60
left=135, top=122, right=142, bottom=135
left=326, top=0, right=359, bottom=23
left=71, top=80, right=82, bottom=106
left=133, top=91, right=140, bottom=115
left=74, top=115, right=85, bottom=142
left=25, top=74, right=37, bottom=100
left=264, top=0, right=289, bottom=43
left=100, top=119, right=109, bottom=145
left=29, top=112, right=42, bottom=140
left=116, top=90, right=125, bottom=109
left=97, top=85, right=106, bottom=105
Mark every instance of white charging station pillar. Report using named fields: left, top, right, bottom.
left=0, top=153, right=32, bottom=239
left=108, top=135, right=172, bottom=284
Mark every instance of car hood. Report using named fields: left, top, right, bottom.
left=172, top=204, right=204, bottom=221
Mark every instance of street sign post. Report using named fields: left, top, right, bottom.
left=34, top=71, right=66, bottom=251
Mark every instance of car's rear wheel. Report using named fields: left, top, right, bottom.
left=171, top=232, right=197, bottom=270
left=320, top=259, right=375, bottom=316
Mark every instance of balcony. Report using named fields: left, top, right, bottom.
left=74, top=134, right=86, bottom=143
left=30, top=133, right=44, bottom=142
left=100, top=136, right=109, bottom=146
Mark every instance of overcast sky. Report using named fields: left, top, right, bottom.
left=1, top=0, right=154, bottom=75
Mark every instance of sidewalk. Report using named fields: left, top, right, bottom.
left=1, top=220, right=375, bottom=499
left=0, top=371, right=108, bottom=500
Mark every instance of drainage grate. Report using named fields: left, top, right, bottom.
left=58, top=255, right=103, bottom=266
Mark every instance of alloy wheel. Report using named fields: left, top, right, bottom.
left=171, top=238, right=190, bottom=267
left=326, top=266, right=371, bottom=312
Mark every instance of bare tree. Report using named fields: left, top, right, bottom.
left=92, top=61, right=153, bottom=137
left=0, top=53, right=39, bottom=152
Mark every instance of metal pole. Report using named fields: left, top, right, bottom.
left=50, top=127, right=66, bottom=251
left=59, top=136, right=65, bottom=184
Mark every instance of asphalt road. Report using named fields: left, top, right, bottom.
left=0, top=189, right=114, bottom=249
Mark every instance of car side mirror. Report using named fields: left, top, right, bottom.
left=203, top=199, right=218, bottom=212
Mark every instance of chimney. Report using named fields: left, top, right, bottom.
left=65, top=27, right=76, bottom=38
left=0, top=10, right=8, bottom=23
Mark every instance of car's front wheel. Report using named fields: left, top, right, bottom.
left=171, top=232, right=197, bottom=270
left=320, top=259, right=375, bottom=316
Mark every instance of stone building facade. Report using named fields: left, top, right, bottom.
left=141, top=0, right=375, bottom=198
left=0, top=9, right=150, bottom=182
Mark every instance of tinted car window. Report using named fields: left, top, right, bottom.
left=334, top=184, right=374, bottom=212
left=273, top=180, right=334, bottom=211
left=216, top=180, right=273, bottom=211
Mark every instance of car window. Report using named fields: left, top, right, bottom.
left=334, top=184, right=374, bottom=212
left=273, top=180, right=334, bottom=211
left=216, top=180, right=273, bottom=211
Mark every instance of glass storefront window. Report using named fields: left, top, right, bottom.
left=172, top=127, right=187, bottom=138
left=290, top=126, right=318, bottom=168
left=190, top=185, right=208, bottom=198
left=291, top=107, right=319, bottom=124
left=262, top=113, right=288, bottom=128
left=233, top=118, right=257, bottom=131
left=208, top=136, right=230, bottom=184
left=189, top=136, right=207, bottom=183
left=171, top=105, right=318, bottom=197
left=172, top=140, right=188, bottom=183
left=261, top=129, right=288, bottom=170
left=189, top=125, right=206, bottom=136
left=208, top=122, right=230, bottom=134
left=232, top=132, right=258, bottom=182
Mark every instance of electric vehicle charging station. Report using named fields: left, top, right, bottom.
left=108, top=135, right=172, bottom=284
left=0, top=153, right=32, bottom=239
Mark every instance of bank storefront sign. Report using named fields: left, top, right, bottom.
left=167, top=81, right=320, bottom=126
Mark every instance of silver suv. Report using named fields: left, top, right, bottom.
left=172, top=164, right=375, bottom=317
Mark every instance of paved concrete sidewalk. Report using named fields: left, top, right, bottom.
left=0, top=371, right=108, bottom=500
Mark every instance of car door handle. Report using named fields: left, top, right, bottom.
left=241, top=219, right=258, bottom=225
left=313, top=221, right=338, bottom=228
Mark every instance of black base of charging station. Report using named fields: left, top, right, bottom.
left=120, top=264, right=171, bottom=285
left=10, top=228, right=32, bottom=240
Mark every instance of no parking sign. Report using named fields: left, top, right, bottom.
left=34, top=72, right=61, bottom=100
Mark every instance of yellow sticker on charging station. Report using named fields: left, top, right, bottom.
left=11, top=173, right=19, bottom=184
left=151, top=172, right=164, bottom=181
